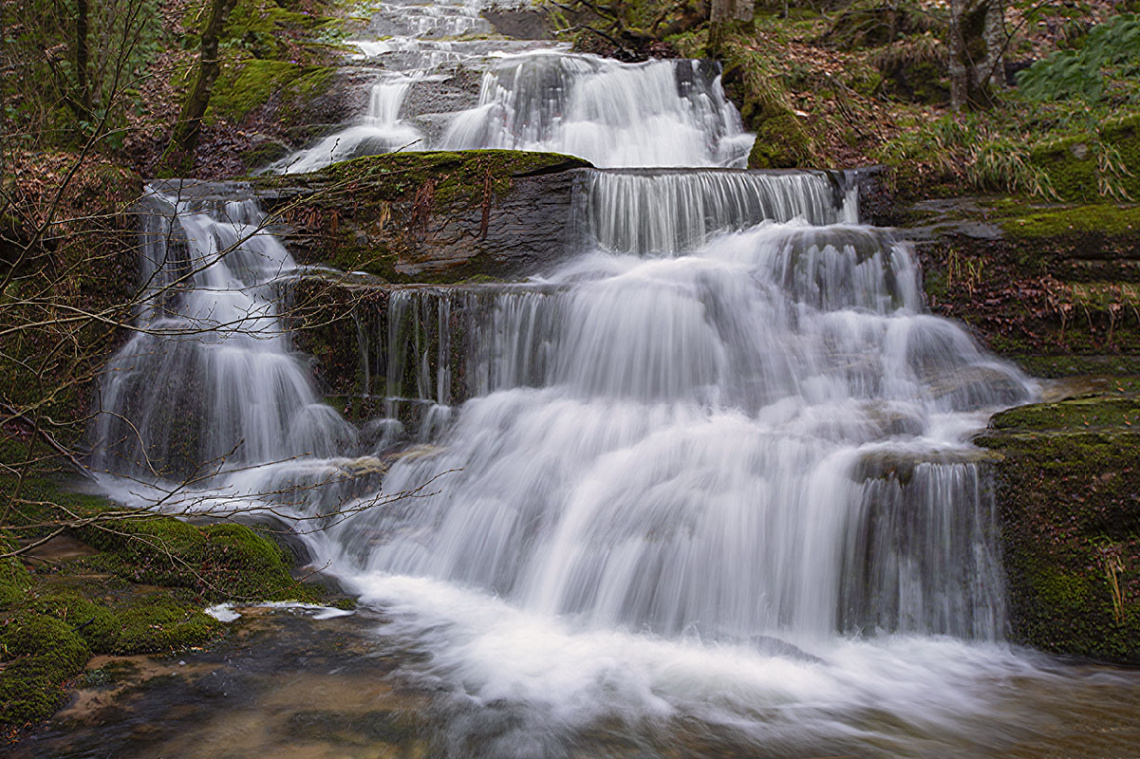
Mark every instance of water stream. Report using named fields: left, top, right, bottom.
left=86, top=2, right=1140, bottom=757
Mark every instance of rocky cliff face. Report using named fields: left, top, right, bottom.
left=253, top=151, right=593, bottom=283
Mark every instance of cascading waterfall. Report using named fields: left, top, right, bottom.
left=84, top=2, right=1140, bottom=750
left=440, top=53, right=753, bottom=167
left=89, top=165, right=1066, bottom=756
left=325, top=220, right=1024, bottom=644
left=275, top=77, right=423, bottom=174
left=91, top=185, right=355, bottom=481
left=274, top=35, right=754, bottom=172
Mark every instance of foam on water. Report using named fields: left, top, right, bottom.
left=340, top=572, right=1083, bottom=758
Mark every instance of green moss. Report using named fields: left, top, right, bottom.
left=114, top=595, right=217, bottom=653
left=1000, top=203, right=1140, bottom=238
left=748, top=112, right=811, bottom=169
left=1031, top=136, right=1098, bottom=202
left=0, top=658, right=72, bottom=725
left=33, top=593, right=121, bottom=653
left=0, top=611, right=92, bottom=725
left=252, top=150, right=592, bottom=281
left=1027, top=118, right=1140, bottom=202
left=0, top=550, right=31, bottom=608
left=208, top=60, right=334, bottom=124
left=1031, top=564, right=1095, bottom=611
left=990, top=396, right=1140, bottom=431
left=279, top=149, right=593, bottom=197
left=77, top=515, right=320, bottom=602
left=0, top=611, right=90, bottom=665
left=978, top=411, right=1140, bottom=661
left=1011, top=356, right=1140, bottom=378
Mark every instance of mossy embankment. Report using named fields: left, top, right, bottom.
left=898, top=197, right=1140, bottom=378
left=0, top=438, right=334, bottom=733
left=254, top=150, right=592, bottom=282
left=161, top=0, right=359, bottom=178
left=975, top=381, right=1140, bottom=663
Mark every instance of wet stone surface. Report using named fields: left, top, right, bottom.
left=10, top=607, right=431, bottom=759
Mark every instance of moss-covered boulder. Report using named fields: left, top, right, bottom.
left=0, top=613, right=92, bottom=725
left=1030, top=115, right=1140, bottom=202
left=976, top=389, right=1140, bottom=662
left=748, top=112, right=812, bottom=169
left=252, top=150, right=593, bottom=282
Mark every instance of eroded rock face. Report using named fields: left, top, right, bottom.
left=893, top=197, right=1140, bottom=379
left=254, top=150, right=592, bottom=283
left=976, top=390, right=1140, bottom=664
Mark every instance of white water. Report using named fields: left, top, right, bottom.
left=91, top=186, right=356, bottom=480
left=87, top=171, right=1125, bottom=756
left=439, top=53, right=752, bottom=167
left=275, top=76, right=424, bottom=174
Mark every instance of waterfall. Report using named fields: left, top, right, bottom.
left=440, top=53, right=752, bottom=168
left=325, top=219, right=1025, bottom=644
left=276, top=77, right=422, bottom=174
left=91, top=184, right=355, bottom=480
left=583, top=169, right=859, bottom=254
left=85, top=4, right=1096, bottom=749
left=274, top=50, right=754, bottom=173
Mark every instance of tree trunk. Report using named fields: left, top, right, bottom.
left=708, top=0, right=731, bottom=54
left=980, top=0, right=1005, bottom=90
left=733, top=0, right=753, bottom=22
left=75, top=0, right=90, bottom=112
left=167, top=0, right=238, bottom=163
left=948, top=0, right=968, bottom=112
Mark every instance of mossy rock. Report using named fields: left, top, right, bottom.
left=748, top=112, right=811, bottom=169
left=0, top=612, right=92, bottom=725
left=977, top=398, right=1140, bottom=662
left=1029, top=121, right=1140, bottom=202
left=208, top=60, right=335, bottom=125
left=0, top=658, right=74, bottom=726
left=253, top=150, right=592, bottom=282
left=76, top=515, right=319, bottom=602
left=33, top=592, right=122, bottom=653
left=0, top=458, right=333, bottom=729
left=989, top=395, right=1140, bottom=432
left=0, top=611, right=91, bottom=665
left=999, top=203, right=1140, bottom=238
left=0, top=550, right=31, bottom=608
left=1031, top=136, right=1099, bottom=202
left=114, top=595, right=218, bottom=654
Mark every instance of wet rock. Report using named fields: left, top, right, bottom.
left=977, top=388, right=1140, bottom=664
left=253, top=150, right=593, bottom=283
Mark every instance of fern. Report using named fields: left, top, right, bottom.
left=1018, top=14, right=1140, bottom=102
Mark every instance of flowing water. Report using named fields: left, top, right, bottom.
left=86, top=3, right=1140, bottom=757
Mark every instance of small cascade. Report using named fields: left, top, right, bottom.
left=367, top=0, right=490, bottom=42
left=271, top=2, right=753, bottom=173
left=91, top=184, right=355, bottom=480
left=276, top=77, right=423, bottom=174
left=441, top=53, right=752, bottom=168
left=582, top=169, right=858, bottom=254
